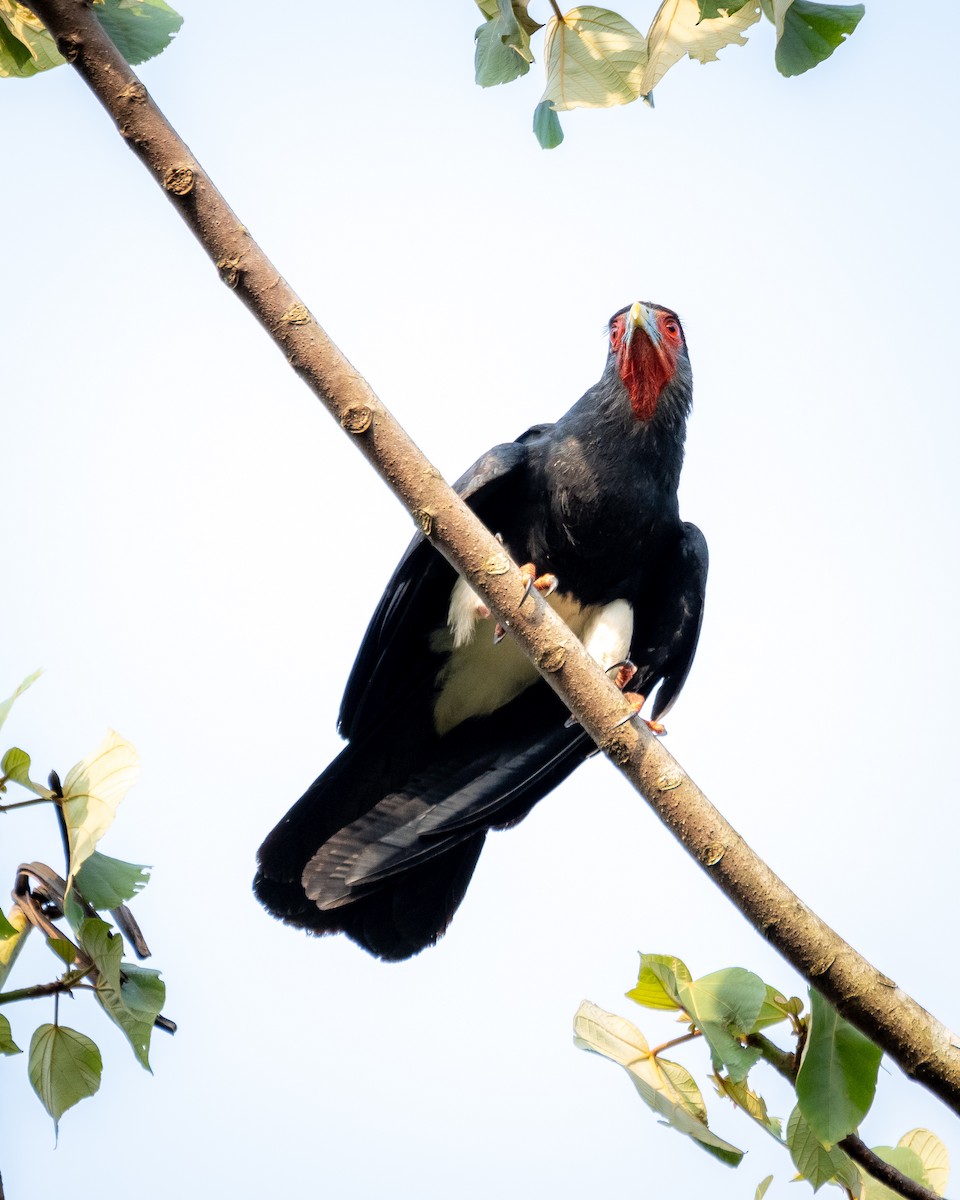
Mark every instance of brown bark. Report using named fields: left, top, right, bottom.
left=22, top=0, right=960, bottom=1118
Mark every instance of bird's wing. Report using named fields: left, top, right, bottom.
left=317, top=526, right=708, bottom=912
left=628, top=522, right=709, bottom=721
left=337, top=428, right=551, bottom=740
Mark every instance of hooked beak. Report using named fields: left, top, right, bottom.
left=623, top=301, right=656, bottom=353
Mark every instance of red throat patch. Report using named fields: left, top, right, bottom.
left=610, top=312, right=679, bottom=422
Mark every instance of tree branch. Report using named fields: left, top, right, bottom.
left=22, top=0, right=960, bottom=1117
left=837, top=1135, right=943, bottom=1200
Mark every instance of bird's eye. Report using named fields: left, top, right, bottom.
left=609, top=318, right=625, bottom=350
left=663, top=319, right=681, bottom=341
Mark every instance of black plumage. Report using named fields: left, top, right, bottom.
left=255, top=301, right=708, bottom=960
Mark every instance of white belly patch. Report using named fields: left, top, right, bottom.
left=431, top=579, right=633, bottom=736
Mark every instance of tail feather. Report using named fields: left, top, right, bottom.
left=254, top=685, right=589, bottom=959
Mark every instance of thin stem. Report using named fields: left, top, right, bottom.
left=548, top=0, right=564, bottom=19
left=747, top=1031, right=796, bottom=1081
left=650, top=1030, right=701, bottom=1056
left=0, top=796, right=55, bottom=813
left=0, top=964, right=91, bottom=1003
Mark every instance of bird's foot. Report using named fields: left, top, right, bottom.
left=494, top=562, right=559, bottom=643
left=518, top=562, right=559, bottom=605
left=610, top=659, right=637, bottom=692
left=564, top=660, right=640, bottom=728
left=615, top=692, right=666, bottom=736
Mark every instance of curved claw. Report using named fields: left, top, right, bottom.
left=517, top=564, right=559, bottom=610
left=611, top=692, right=668, bottom=736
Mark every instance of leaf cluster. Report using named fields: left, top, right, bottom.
left=474, top=0, right=865, bottom=146
left=0, top=0, right=181, bottom=78
left=575, top=953, right=948, bottom=1198
left=0, top=673, right=170, bottom=1134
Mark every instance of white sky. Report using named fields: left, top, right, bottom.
left=3, top=3, right=960, bottom=1196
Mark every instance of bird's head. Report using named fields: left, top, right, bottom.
left=608, top=301, right=692, bottom=423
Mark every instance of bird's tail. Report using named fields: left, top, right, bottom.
left=254, top=689, right=590, bottom=960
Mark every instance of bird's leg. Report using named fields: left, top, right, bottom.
left=494, top=562, right=559, bottom=643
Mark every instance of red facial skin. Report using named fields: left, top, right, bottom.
left=609, top=308, right=685, bottom=421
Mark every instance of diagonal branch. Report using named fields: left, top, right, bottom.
left=22, top=0, right=960, bottom=1118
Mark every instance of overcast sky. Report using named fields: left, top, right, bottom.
left=4, top=3, right=960, bottom=1196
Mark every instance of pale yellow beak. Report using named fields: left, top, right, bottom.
left=624, top=301, right=652, bottom=352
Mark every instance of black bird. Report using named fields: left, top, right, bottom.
left=255, top=301, right=708, bottom=960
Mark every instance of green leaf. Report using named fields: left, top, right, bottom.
left=532, top=99, right=564, bottom=148
left=1, top=746, right=51, bottom=797
left=61, top=730, right=140, bottom=886
left=541, top=7, right=648, bottom=111
left=0, top=908, right=18, bottom=939
left=640, top=0, right=762, bottom=98
left=751, top=984, right=798, bottom=1030
left=0, top=669, right=42, bottom=730
left=94, top=0, right=182, bottom=67
left=772, top=0, right=864, bottom=78
left=860, top=1146, right=928, bottom=1200
left=787, top=1105, right=860, bottom=1192
left=573, top=1001, right=745, bottom=1166
left=104, top=963, right=165, bottom=1068
left=627, top=953, right=692, bottom=1010
left=0, top=0, right=181, bottom=76
left=678, top=967, right=765, bottom=1082
left=475, top=0, right=533, bottom=88
left=755, top=1177, right=773, bottom=1200
left=2, top=745, right=31, bottom=784
left=698, top=1, right=754, bottom=15
left=0, top=1012, right=22, bottom=1055
left=80, top=917, right=164, bottom=1068
left=28, top=1023, right=102, bottom=1128
left=75, top=851, right=151, bottom=909
left=47, top=937, right=77, bottom=966
left=898, top=1130, right=949, bottom=1197
left=62, top=888, right=87, bottom=936
left=79, top=917, right=123, bottom=986
left=795, top=989, right=882, bottom=1147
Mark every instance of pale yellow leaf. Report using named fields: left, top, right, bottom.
left=61, top=730, right=140, bottom=884
left=574, top=1000, right=744, bottom=1164
left=573, top=999, right=651, bottom=1065
left=640, top=0, right=761, bottom=96
left=541, top=7, right=648, bottom=111
left=646, top=1054, right=707, bottom=1122
left=899, top=1129, right=949, bottom=1197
